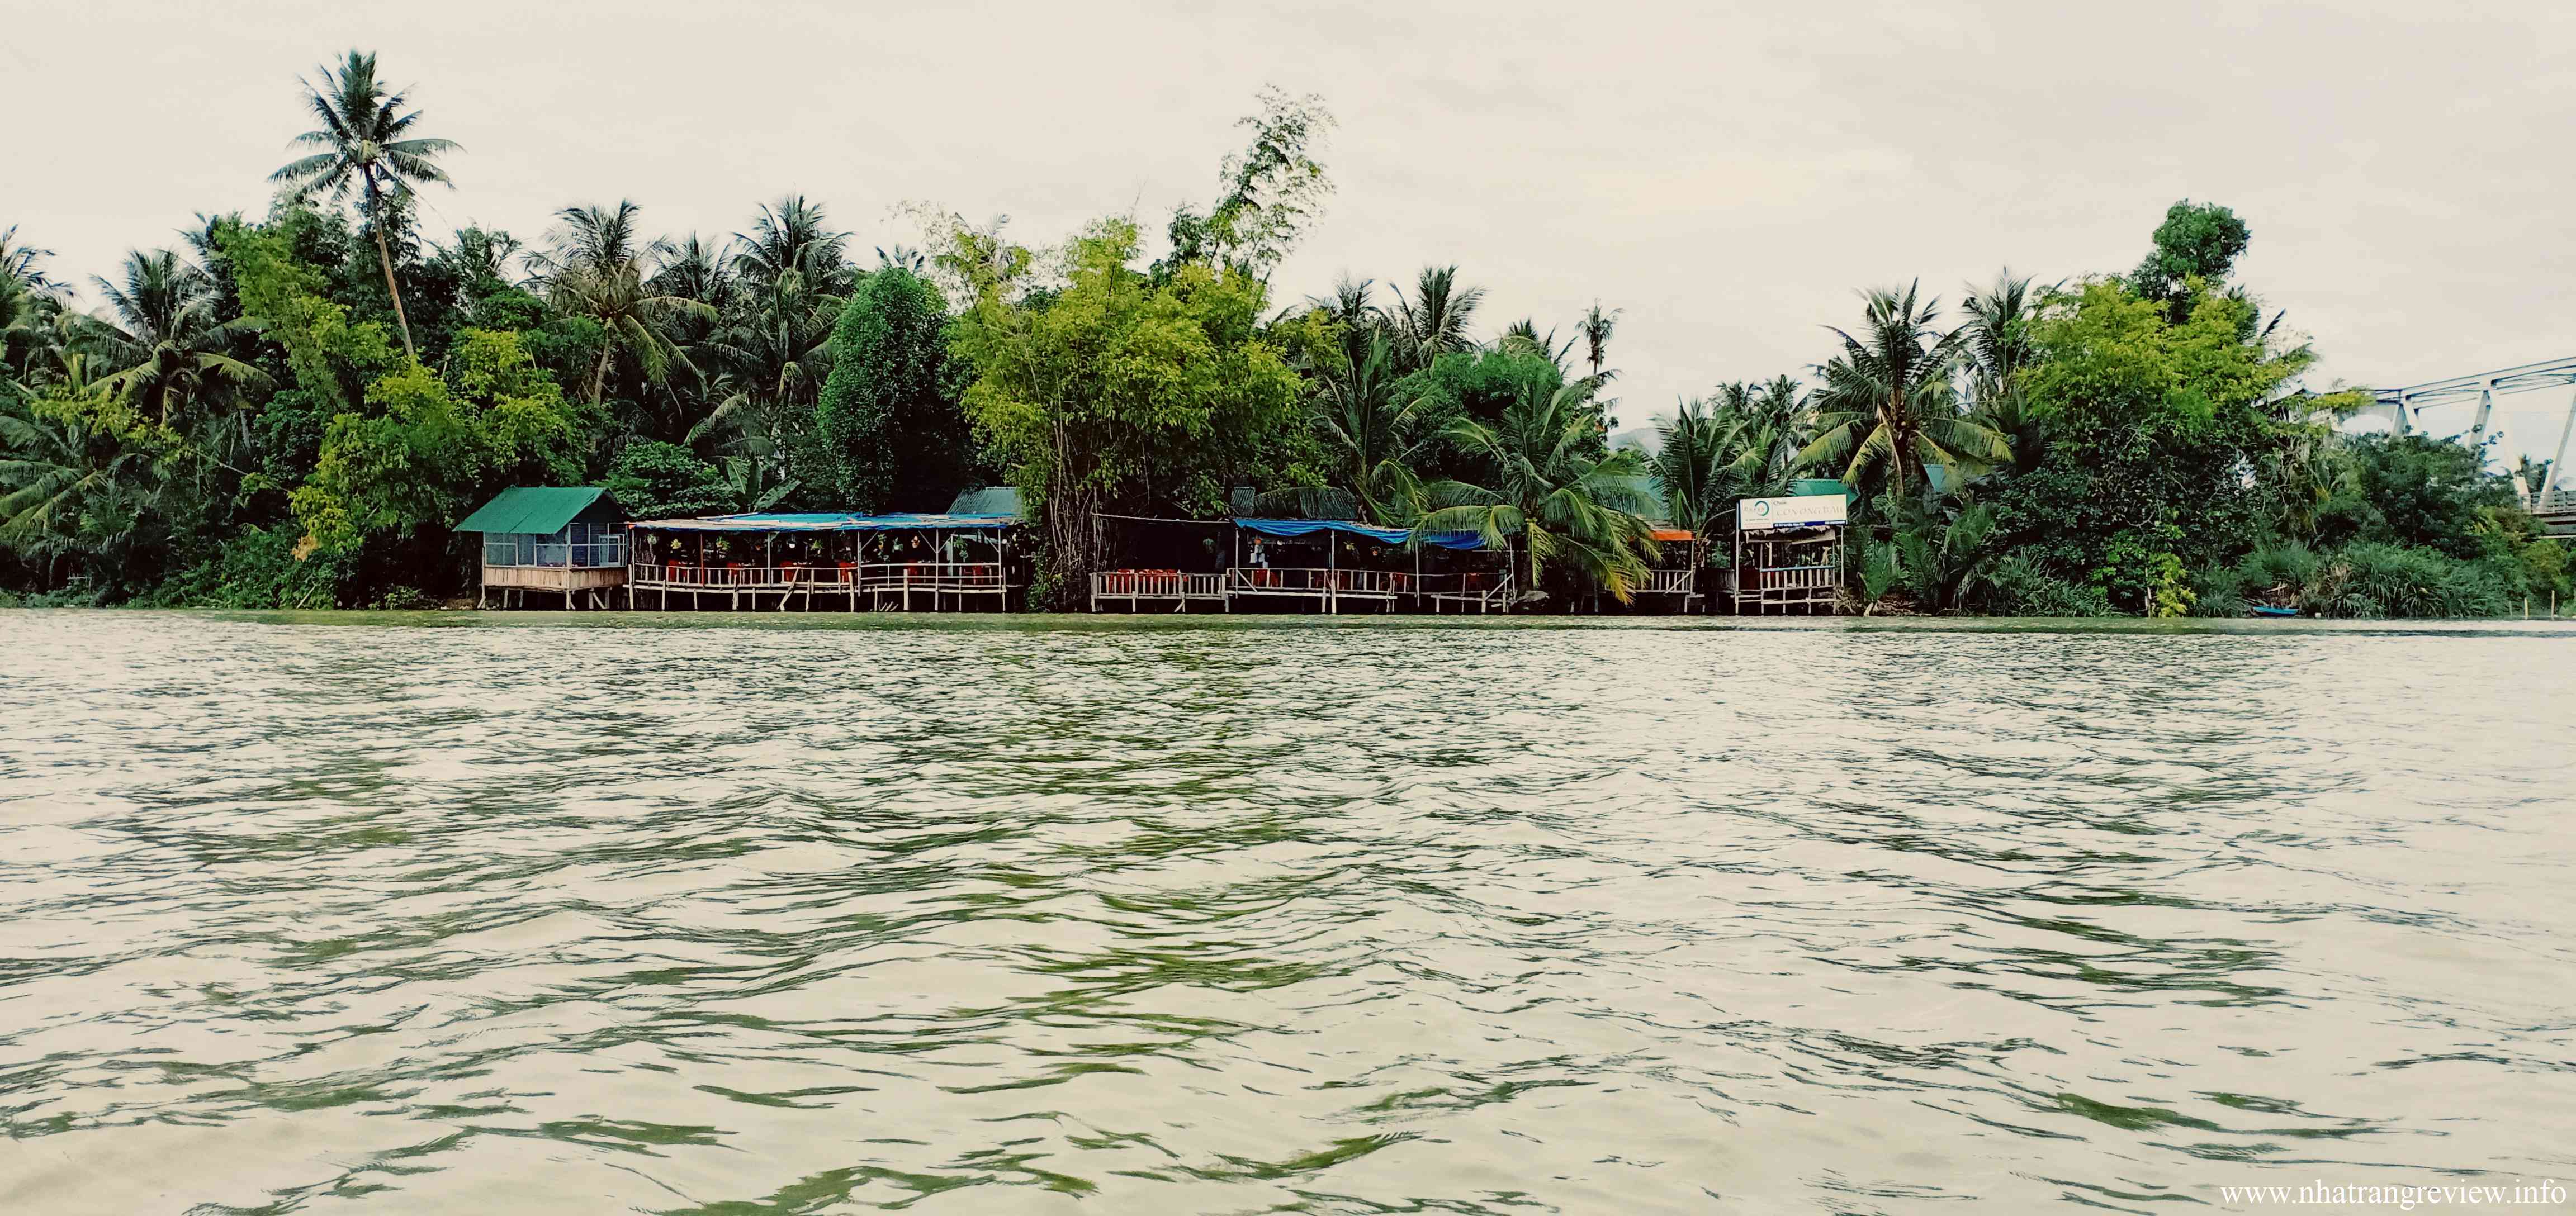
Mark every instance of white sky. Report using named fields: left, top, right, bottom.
left=8, top=1, right=2573, bottom=462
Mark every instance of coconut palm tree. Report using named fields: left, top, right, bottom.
left=1, top=231, right=66, bottom=390
left=1958, top=272, right=2054, bottom=475
left=732, top=196, right=855, bottom=299
left=1800, top=283, right=2008, bottom=500
left=82, top=249, right=264, bottom=425
left=269, top=50, right=459, bottom=361
left=1388, top=265, right=1484, bottom=373
left=1959, top=271, right=2041, bottom=412
left=527, top=202, right=713, bottom=404
left=0, top=355, right=159, bottom=586
left=1, top=227, right=62, bottom=294
left=1650, top=396, right=1728, bottom=542
left=1705, top=377, right=1808, bottom=499
left=1498, top=319, right=1575, bottom=371
left=1309, top=333, right=1436, bottom=525
left=1422, top=376, right=1660, bottom=604
left=690, top=270, right=841, bottom=485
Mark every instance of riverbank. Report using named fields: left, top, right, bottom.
left=16, top=605, right=2576, bottom=638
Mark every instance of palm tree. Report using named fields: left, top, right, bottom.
left=1303, top=273, right=1382, bottom=367
left=1800, top=283, right=2009, bottom=500
left=1704, top=377, right=1807, bottom=499
left=269, top=50, right=460, bottom=361
left=733, top=196, right=855, bottom=298
left=650, top=234, right=736, bottom=308
left=1309, top=333, right=1436, bottom=525
left=81, top=249, right=264, bottom=425
left=1497, top=319, right=1575, bottom=371
left=690, top=272, right=841, bottom=483
left=1388, top=265, right=1484, bottom=373
left=1, top=227, right=62, bottom=294
left=1578, top=301, right=1620, bottom=379
left=527, top=202, right=713, bottom=403
left=1423, top=377, right=1660, bottom=604
left=1958, top=272, right=2053, bottom=475
left=1650, top=396, right=1727, bottom=542
left=1, top=231, right=66, bottom=390
left=0, top=355, right=158, bottom=587
left=1959, top=271, right=2041, bottom=412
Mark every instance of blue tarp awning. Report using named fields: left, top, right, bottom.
left=634, top=512, right=1019, bottom=533
left=1232, top=518, right=1489, bottom=551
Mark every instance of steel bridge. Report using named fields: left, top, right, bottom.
left=2355, top=357, right=2576, bottom=530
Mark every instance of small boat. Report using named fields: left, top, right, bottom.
left=2249, top=605, right=2300, bottom=618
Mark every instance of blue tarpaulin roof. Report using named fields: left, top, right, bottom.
left=1232, top=518, right=1489, bottom=550
left=635, top=512, right=1019, bottom=533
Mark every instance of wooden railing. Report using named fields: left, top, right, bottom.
left=1092, top=570, right=1226, bottom=599
left=1638, top=568, right=1697, bottom=593
left=632, top=562, right=1006, bottom=592
left=1227, top=567, right=1413, bottom=595
left=1746, top=564, right=1838, bottom=591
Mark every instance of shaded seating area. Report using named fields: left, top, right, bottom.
left=1089, top=517, right=1512, bottom=614
left=628, top=512, right=1020, bottom=611
left=458, top=487, right=629, bottom=610
left=1729, top=492, right=1849, bottom=614
left=1635, top=528, right=1706, bottom=610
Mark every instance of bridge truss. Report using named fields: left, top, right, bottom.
left=2359, top=357, right=2576, bottom=501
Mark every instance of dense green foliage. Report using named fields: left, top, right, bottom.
left=2, top=52, right=2561, bottom=616
left=815, top=268, right=969, bottom=512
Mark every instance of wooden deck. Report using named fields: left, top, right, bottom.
left=1088, top=567, right=1515, bottom=614
left=1732, top=564, right=1838, bottom=614
left=480, top=562, right=626, bottom=609
left=630, top=562, right=1011, bottom=611
left=1090, top=571, right=1229, bottom=612
left=1633, top=567, right=1703, bottom=609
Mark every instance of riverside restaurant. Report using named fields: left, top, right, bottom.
left=1088, top=517, right=1518, bottom=614
left=627, top=511, right=1022, bottom=612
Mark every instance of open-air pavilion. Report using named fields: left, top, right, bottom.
left=1088, top=517, right=1513, bottom=614
left=627, top=512, right=1021, bottom=611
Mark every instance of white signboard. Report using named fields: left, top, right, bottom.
left=1737, top=493, right=1848, bottom=531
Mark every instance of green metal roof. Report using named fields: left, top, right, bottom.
left=454, top=487, right=618, bottom=535
left=946, top=486, right=1023, bottom=517
left=1788, top=478, right=1850, bottom=499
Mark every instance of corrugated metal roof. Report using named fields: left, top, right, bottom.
left=455, top=487, right=617, bottom=535
left=945, top=486, right=1023, bottom=517
left=632, top=512, right=1019, bottom=533
left=1233, top=519, right=1489, bottom=550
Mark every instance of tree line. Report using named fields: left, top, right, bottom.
left=2, top=51, right=2564, bottom=616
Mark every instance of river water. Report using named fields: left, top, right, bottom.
left=1, top=610, right=2570, bottom=1213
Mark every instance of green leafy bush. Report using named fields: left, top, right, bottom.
left=2301, top=542, right=2512, bottom=619
left=1983, top=555, right=2114, bottom=616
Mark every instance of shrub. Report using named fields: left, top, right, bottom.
left=151, top=523, right=348, bottom=609
left=2302, top=542, right=2512, bottom=619
left=1983, top=555, right=2114, bottom=616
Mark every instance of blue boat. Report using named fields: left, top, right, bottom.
left=2249, top=605, right=2299, bottom=618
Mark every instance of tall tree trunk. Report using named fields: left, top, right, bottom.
left=373, top=226, right=417, bottom=362
left=589, top=344, right=613, bottom=404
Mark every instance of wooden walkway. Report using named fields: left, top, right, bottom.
left=631, top=562, right=1011, bottom=611
left=1090, top=567, right=1515, bottom=614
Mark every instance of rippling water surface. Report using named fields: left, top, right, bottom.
left=3, top=610, right=2572, bottom=1213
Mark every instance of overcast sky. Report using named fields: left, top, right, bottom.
left=9, top=1, right=2573, bottom=460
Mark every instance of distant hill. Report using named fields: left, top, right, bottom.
left=1608, top=426, right=1662, bottom=457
